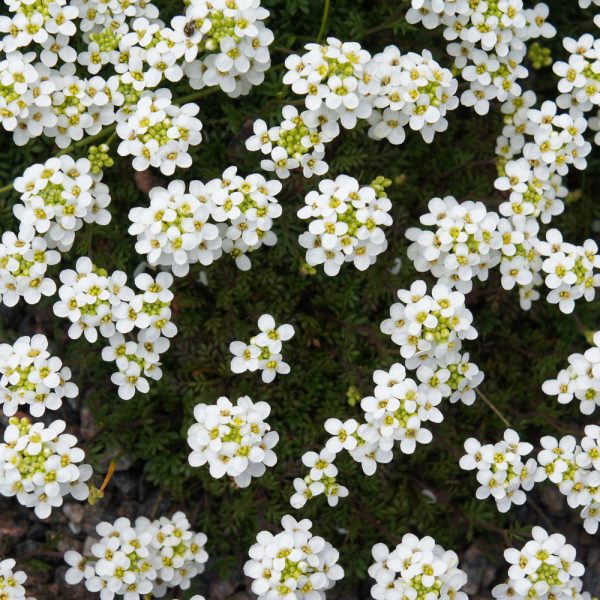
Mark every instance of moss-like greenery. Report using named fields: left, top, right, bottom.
left=0, top=0, right=599, bottom=593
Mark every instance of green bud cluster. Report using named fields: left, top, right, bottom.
left=20, top=0, right=52, bottom=20
left=415, top=80, right=444, bottom=108
left=528, top=42, right=552, bottom=70
left=323, top=57, right=356, bottom=80
left=393, top=399, right=415, bottom=428
left=54, top=88, right=87, bottom=118
left=140, top=118, right=172, bottom=145
left=0, top=82, right=21, bottom=104
left=346, top=385, right=361, bottom=407
left=194, top=10, right=242, bottom=54
left=280, top=557, right=308, bottom=582
left=582, top=64, right=600, bottom=83
left=277, top=117, right=313, bottom=159
left=447, top=362, right=468, bottom=391
left=0, top=251, right=38, bottom=279
left=117, top=81, right=142, bottom=110
left=532, top=561, right=561, bottom=588
left=88, top=144, right=114, bottom=174
left=142, top=299, right=169, bottom=317
left=422, top=309, right=460, bottom=343
left=2, top=363, right=38, bottom=394
left=407, top=573, right=443, bottom=600
left=90, top=27, right=122, bottom=53
left=370, top=176, right=392, bottom=198
left=38, top=181, right=66, bottom=206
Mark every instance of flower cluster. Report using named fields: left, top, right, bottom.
left=408, top=119, right=600, bottom=313
left=406, top=196, right=504, bottom=293
left=249, top=104, right=337, bottom=179
left=243, top=515, right=344, bottom=600
left=554, top=34, right=600, bottom=113
left=380, top=280, right=477, bottom=368
left=542, top=330, right=600, bottom=415
left=116, top=89, right=202, bottom=175
left=290, top=276, right=484, bottom=509
left=129, top=168, right=282, bottom=275
left=0, top=334, right=78, bottom=417
left=0, top=559, right=35, bottom=600
left=187, top=395, right=279, bottom=487
left=369, top=535, right=468, bottom=600
left=297, top=175, right=393, bottom=275
left=366, top=47, right=459, bottom=145
left=459, top=429, right=544, bottom=513
left=64, top=511, right=208, bottom=599
left=248, top=39, right=459, bottom=179
left=229, top=314, right=294, bottom=383
left=0, top=0, right=273, bottom=153
left=407, top=0, right=556, bottom=115
left=53, top=258, right=176, bottom=399
left=291, top=447, right=348, bottom=509
left=537, top=429, right=600, bottom=535
left=13, top=155, right=111, bottom=252
left=291, top=354, right=484, bottom=509
left=492, top=526, right=586, bottom=599
left=537, top=228, right=599, bottom=314
left=0, top=416, right=91, bottom=519
left=0, top=230, right=60, bottom=308
left=493, top=92, right=599, bottom=313
left=182, top=0, right=273, bottom=97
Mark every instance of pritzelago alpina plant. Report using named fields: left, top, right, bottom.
left=297, top=174, right=393, bottom=275
left=187, top=395, right=279, bottom=487
left=243, top=515, right=344, bottom=600
left=128, top=167, right=283, bottom=274
left=459, top=429, right=545, bottom=513
left=0, top=416, right=91, bottom=519
left=0, top=558, right=35, bottom=600
left=369, top=534, right=468, bottom=600
left=0, top=333, right=78, bottom=417
left=492, top=526, right=586, bottom=599
left=64, top=512, right=208, bottom=599
left=229, top=314, right=294, bottom=383
left=0, top=0, right=599, bottom=593
left=542, top=330, right=600, bottom=415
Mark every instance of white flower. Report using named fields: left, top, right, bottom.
left=230, top=314, right=294, bottom=383
left=244, top=515, right=343, bottom=599
left=494, top=527, right=585, bottom=600
left=369, top=534, right=468, bottom=600
left=0, top=416, right=91, bottom=519
left=0, top=334, right=78, bottom=417
left=65, top=511, right=208, bottom=599
left=188, top=395, right=278, bottom=487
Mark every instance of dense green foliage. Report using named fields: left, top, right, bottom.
left=0, top=0, right=599, bottom=593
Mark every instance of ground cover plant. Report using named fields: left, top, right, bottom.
left=0, top=0, right=600, bottom=598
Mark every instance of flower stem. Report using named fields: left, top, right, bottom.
left=476, top=389, right=513, bottom=428
left=172, top=86, right=221, bottom=105
left=316, top=0, right=331, bottom=43
left=0, top=182, right=13, bottom=195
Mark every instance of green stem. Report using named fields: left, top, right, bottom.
left=316, top=0, right=331, bottom=43
left=0, top=182, right=13, bottom=195
left=105, top=129, right=118, bottom=147
left=172, top=86, right=221, bottom=105
left=476, top=389, right=513, bottom=429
